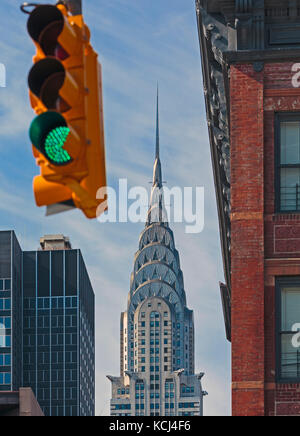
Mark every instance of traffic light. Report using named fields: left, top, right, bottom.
left=24, top=2, right=107, bottom=219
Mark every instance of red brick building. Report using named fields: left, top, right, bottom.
left=196, top=0, right=300, bottom=416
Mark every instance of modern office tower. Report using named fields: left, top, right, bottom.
left=23, top=235, right=95, bottom=416
left=0, top=231, right=95, bottom=416
left=0, top=231, right=22, bottom=393
left=107, top=97, right=206, bottom=417
left=196, top=0, right=300, bottom=416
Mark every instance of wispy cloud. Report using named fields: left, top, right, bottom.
left=0, top=0, right=231, bottom=416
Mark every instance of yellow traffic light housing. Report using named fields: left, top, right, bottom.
left=24, top=2, right=107, bottom=219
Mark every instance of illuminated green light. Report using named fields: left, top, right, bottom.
left=44, top=126, right=71, bottom=164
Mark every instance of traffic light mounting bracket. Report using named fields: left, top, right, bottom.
left=64, top=0, right=82, bottom=15
left=20, top=1, right=82, bottom=16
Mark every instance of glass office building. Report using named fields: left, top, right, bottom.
left=0, top=232, right=95, bottom=416
left=0, top=231, right=22, bottom=393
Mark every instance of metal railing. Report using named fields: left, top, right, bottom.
left=281, top=351, right=300, bottom=379
left=280, top=184, right=300, bottom=211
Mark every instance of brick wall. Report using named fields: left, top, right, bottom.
left=230, top=64, right=265, bottom=416
left=231, top=61, right=300, bottom=416
left=264, top=62, right=300, bottom=416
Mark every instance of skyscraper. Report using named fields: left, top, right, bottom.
left=108, top=95, right=206, bottom=417
left=0, top=231, right=22, bottom=392
left=0, top=231, right=95, bottom=416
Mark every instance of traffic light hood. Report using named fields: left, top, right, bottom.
left=27, top=4, right=79, bottom=57
left=28, top=57, right=80, bottom=112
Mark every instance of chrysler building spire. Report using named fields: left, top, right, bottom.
left=156, top=85, right=160, bottom=160
left=152, top=87, right=163, bottom=189
left=107, top=93, right=206, bottom=417
left=147, top=89, right=168, bottom=226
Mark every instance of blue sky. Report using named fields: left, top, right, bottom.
left=0, top=0, right=231, bottom=415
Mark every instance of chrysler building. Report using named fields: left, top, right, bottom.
left=107, top=94, right=206, bottom=416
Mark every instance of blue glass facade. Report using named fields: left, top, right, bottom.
left=0, top=231, right=95, bottom=416
left=0, top=231, right=22, bottom=393
left=22, top=249, right=95, bottom=416
left=0, top=277, right=13, bottom=391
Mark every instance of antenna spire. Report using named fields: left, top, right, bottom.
left=146, top=86, right=168, bottom=226
left=156, top=84, right=159, bottom=159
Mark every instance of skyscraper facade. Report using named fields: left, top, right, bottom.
left=0, top=231, right=22, bottom=392
left=0, top=231, right=95, bottom=416
left=108, top=97, right=206, bottom=417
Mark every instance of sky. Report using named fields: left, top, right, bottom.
left=0, top=0, right=231, bottom=416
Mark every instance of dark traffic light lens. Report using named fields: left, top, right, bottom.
left=44, top=126, right=72, bottom=165
left=27, top=6, right=66, bottom=56
left=28, top=58, right=70, bottom=112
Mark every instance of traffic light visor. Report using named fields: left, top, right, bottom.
left=28, top=58, right=80, bottom=112
left=27, top=5, right=78, bottom=58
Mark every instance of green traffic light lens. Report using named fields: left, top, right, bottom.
left=44, top=126, right=71, bottom=165
left=30, top=112, right=73, bottom=167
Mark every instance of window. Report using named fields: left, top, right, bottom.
left=179, top=402, right=195, bottom=409
left=114, top=404, right=131, bottom=410
left=0, top=335, right=11, bottom=348
left=0, top=354, right=11, bottom=366
left=276, top=114, right=300, bottom=212
left=0, top=279, right=11, bottom=291
left=0, top=317, right=10, bottom=329
left=276, top=278, right=300, bottom=381
left=0, top=299, right=11, bottom=311
left=0, top=373, right=11, bottom=385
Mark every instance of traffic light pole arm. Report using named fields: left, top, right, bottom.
left=64, top=0, right=82, bottom=15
